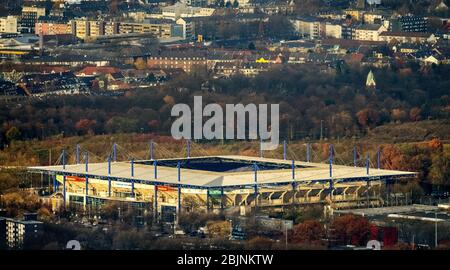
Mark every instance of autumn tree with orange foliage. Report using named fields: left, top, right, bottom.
left=75, top=119, right=97, bottom=135
left=291, top=220, right=325, bottom=244
left=356, top=108, right=380, bottom=130
left=331, top=215, right=371, bottom=246
left=380, top=145, right=407, bottom=170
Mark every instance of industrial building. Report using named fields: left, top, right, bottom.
left=27, top=142, right=417, bottom=219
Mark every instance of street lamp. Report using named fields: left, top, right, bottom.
left=284, top=220, right=290, bottom=250
left=435, top=210, right=438, bottom=248
left=228, top=219, right=233, bottom=240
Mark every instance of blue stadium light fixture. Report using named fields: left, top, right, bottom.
left=85, top=152, right=88, bottom=172
left=53, top=175, right=57, bottom=192
left=107, top=155, right=111, bottom=175
left=329, top=144, right=333, bottom=178
left=113, top=143, right=117, bottom=162
left=291, top=159, right=295, bottom=180
left=62, top=149, right=65, bottom=170
left=254, top=163, right=258, bottom=206
left=177, top=162, right=181, bottom=182
left=377, top=148, right=381, bottom=170
left=63, top=175, right=66, bottom=205
left=154, top=186, right=158, bottom=220
left=150, top=140, right=154, bottom=160
left=253, top=163, right=258, bottom=183
left=154, top=160, right=158, bottom=179
left=131, top=158, right=134, bottom=177
left=366, top=154, right=370, bottom=175
left=85, top=175, right=89, bottom=196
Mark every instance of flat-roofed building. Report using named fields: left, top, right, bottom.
left=379, top=32, right=436, bottom=43
left=0, top=16, right=18, bottom=34
left=353, top=24, right=387, bottom=41
left=290, top=16, right=322, bottom=39
left=35, top=18, right=70, bottom=36
left=0, top=213, right=43, bottom=250
left=119, top=20, right=180, bottom=39
left=161, top=2, right=215, bottom=19
left=147, top=51, right=207, bottom=73
left=104, top=21, right=119, bottom=36
left=176, top=18, right=195, bottom=39
left=89, top=20, right=104, bottom=37
left=325, top=22, right=342, bottom=39
left=390, top=15, right=428, bottom=33
left=21, top=6, right=46, bottom=33
left=69, top=19, right=90, bottom=39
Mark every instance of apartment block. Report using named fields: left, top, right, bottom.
left=0, top=213, right=43, bottom=250
left=390, top=15, right=428, bottom=32
left=353, top=24, right=387, bottom=41
left=147, top=51, right=207, bottom=73
left=35, top=18, right=70, bottom=36
left=0, top=16, right=18, bottom=34
left=21, top=6, right=46, bottom=33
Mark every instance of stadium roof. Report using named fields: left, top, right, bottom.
left=28, top=155, right=417, bottom=189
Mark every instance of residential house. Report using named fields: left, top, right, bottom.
left=379, top=32, right=436, bottom=44
left=17, top=72, right=88, bottom=96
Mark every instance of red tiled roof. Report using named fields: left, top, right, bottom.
left=76, top=66, right=120, bottom=76
left=348, top=53, right=364, bottom=62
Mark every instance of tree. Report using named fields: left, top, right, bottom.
left=246, top=236, right=273, bottom=250
left=134, top=58, right=147, bottom=70
left=356, top=108, right=380, bottom=130
left=381, top=145, right=407, bottom=170
left=291, top=220, right=325, bottom=244
left=5, top=126, right=21, bottom=143
left=266, top=16, right=294, bottom=39
left=206, top=220, right=230, bottom=238
left=294, top=0, right=324, bottom=15
left=428, top=152, right=450, bottom=186
left=163, top=95, right=175, bottom=106
left=409, top=107, right=422, bottom=122
left=331, top=215, right=371, bottom=246
left=75, top=119, right=96, bottom=135
left=391, top=108, right=407, bottom=123
left=108, top=0, right=119, bottom=16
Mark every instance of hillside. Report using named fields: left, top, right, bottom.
left=366, top=120, right=450, bottom=143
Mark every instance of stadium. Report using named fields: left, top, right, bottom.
left=27, top=142, right=417, bottom=219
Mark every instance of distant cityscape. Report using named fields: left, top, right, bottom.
left=0, top=0, right=449, bottom=96
left=0, top=0, right=449, bottom=252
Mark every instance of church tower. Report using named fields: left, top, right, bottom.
left=366, top=70, right=376, bottom=88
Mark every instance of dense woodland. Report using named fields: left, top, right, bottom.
left=1, top=63, right=449, bottom=145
